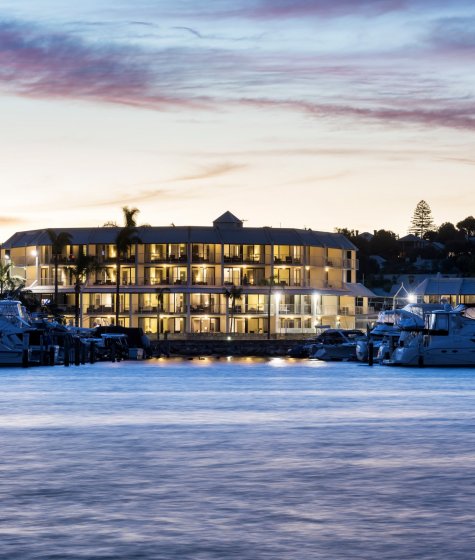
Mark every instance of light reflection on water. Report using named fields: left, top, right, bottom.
left=1, top=358, right=475, bottom=559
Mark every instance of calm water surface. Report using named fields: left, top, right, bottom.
left=1, top=358, right=475, bottom=559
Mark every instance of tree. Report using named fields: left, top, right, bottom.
left=436, top=222, right=463, bottom=245
left=456, top=216, right=475, bottom=239
left=409, top=200, right=435, bottom=238
left=369, top=230, right=399, bottom=259
left=67, top=253, right=103, bottom=327
left=46, top=229, right=73, bottom=306
left=224, top=285, right=243, bottom=334
left=155, top=287, right=170, bottom=341
left=113, top=206, right=142, bottom=326
left=0, top=261, right=25, bottom=296
left=263, top=276, right=278, bottom=339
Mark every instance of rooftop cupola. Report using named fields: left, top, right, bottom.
left=213, top=211, right=243, bottom=230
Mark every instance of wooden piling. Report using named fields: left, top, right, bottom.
left=64, top=336, right=70, bottom=367
left=22, top=333, right=30, bottom=368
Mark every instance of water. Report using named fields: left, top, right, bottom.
left=1, top=358, right=475, bottom=559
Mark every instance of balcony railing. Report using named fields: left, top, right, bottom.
left=137, top=306, right=187, bottom=314
left=273, top=256, right=302, bottom=265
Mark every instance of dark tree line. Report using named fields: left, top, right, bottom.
left=337, top=202, right=475, bottom=282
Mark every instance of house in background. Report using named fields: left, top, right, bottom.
left=413, top=277, right=475, bottom=306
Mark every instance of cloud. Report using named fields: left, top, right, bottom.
left=240, top=97, right=475, bottom=131
left=157, top=0, right=407, bottom=20
left=1, top=16, right=474, bottom=134
left=428, top=16, right=475, bottom=53
left=0, top=215, right=22, bottom=225
left=219, top=0, right=406, bottom=19
left=172, top=26, right=204, bottom=39
left=171, top=163, right=246, bottom=182
left=80, top=188, right=179, bottom=208
left=0, top=19, right=186, bottom=108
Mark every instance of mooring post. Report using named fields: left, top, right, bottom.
left=64, top=336, right=70, bottom=367
left=22, top=333, right=30, bottom=368
left=49, top=345, right=56, bottom=366
left=74, top=337, right=81, bottom=366
left=368, top=341, right=374, bottom=366
left=89, top=341, right=96, bottom=364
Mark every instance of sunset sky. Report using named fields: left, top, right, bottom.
left=1, top=0, right=474, bottom=242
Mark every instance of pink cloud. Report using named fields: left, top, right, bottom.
left=0, top=20, right=185, bottom=108
left=240, top=97, right=475, bottom=131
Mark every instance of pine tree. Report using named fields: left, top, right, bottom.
left=409, top=200, right=435, bottom=238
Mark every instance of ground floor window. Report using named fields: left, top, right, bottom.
left=191, top=317, right=220, bottom=333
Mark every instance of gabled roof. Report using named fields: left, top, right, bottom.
left=399, top=234, right=421, bottom=242
left=414, top=277, right=475, bottom=296
left=213, top=211, right=243, bottom=228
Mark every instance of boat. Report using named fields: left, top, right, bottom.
left=0, top=300, right=36, bottom=365
left=309, top=329, right=366, bottom=361
left=385, top=304, right=475, bottom=367
left=356, top=303, right=445, bottom=363
left=287, top=341, right=318, bottom=358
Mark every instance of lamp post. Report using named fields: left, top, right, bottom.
left=155, top=287, right=170, bottom=341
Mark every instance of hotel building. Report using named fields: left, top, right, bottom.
left=1, top=212, right=374, bottom=336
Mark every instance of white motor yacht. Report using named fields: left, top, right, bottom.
left=386, top=304, right=475, bottom=367
left=356, top=303, right=445, bottom=362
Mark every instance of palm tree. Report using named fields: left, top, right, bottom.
left=264, top=276, right=278, bottom=339
left=0, top=261, right=25, bottom=297
left=67, top=253, right=103, bottom=327
left=113, top=206, right=141, bottom=326
left=224, top=285, right=243, bottom=334
left=46, top=229, right=72, bottom=305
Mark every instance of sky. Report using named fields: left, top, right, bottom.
left=1, top=0, right=474, bottom=242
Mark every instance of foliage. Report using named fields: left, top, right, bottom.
left=113, top=206, right=143, bottom=326
left=224, top=285, right=243, bottom=333
left=369, top=230, right=399, bottom=259
left=409, top=200, right=435, bottom=238
left=67, top=253, right=104, bottom=327
left=456, top=216, right=475, bottom=239
left=0, top=262, right=25, bottom=296
left=436, top=222, right=463, bottom=244
left=46, top=229, right=73, bottom=305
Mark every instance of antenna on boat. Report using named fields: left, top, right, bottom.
left=392, top=283, right=409, bottom=310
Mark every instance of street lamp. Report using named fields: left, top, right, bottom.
left=155, top=287, right=170, bottom=341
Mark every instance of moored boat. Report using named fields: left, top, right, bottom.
left=385, top=304, right=475, bottom=367
left=309, top=329, right=366, bottom=361
left=356, top=303, right=445, bottom=363
left=0, top=300, right=36, bottom=366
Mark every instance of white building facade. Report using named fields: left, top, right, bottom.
left=1, top=212, right=375, bottom=336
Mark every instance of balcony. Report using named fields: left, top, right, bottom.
left=86, top=305, right=115, bottom=314
left=224, top=255, right=243, bottom=264
left=274, top=256, right=301, bottom=265
left=137, top=306, right=186, bottom=314
left=147, top=254, right=188, bottom=264
left=190, top=305, right=221, bottom=314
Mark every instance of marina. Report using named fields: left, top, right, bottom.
left=2, top=358, right=475, bottom=559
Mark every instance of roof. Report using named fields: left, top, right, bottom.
left=2, top=225, right=358, bottom=250
left=343, top=283, right=377, bottom=298
left=413, top=277, right=475, bottom=296
left=213, top=211, right=243, bottom=228
left=399, top=234, right=422, bottom=243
